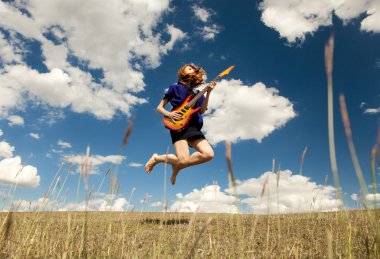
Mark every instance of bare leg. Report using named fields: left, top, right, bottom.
left=145, top=138, right=214, bottom=185
left=181, top=138, right=214, bottom=169
left=171, top=138, right=214, bottom=184
left=145, top=153, right=179, bottom=174
left=171, top=140, right=190, bottom=185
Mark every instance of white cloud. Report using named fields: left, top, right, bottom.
left=29, top=133, right=40, bottom=139
left=203, top=79, right=296, bottom=144
left=192, top=5, right=212, bottom=22
left=37, top=110, right=65, bottom=126
left=128, top=162, right=143, bottom=167
left=150, top=201, right=163, bottom=207
left=0, top=0, right=185, bottom=120
left=226, top=170, right=341, bottom=214
left=64, top=197, right=131, bottom=212
left=0, top=141, right=14, bottom=158
left=351, top=192, right=380, bottom=208
left=10, top=193, right=132, bottom=211
left=366, top=193, right=380, bottom=202
left=259, top=0, right=380, bottom=43
left=7, top=115, right=24, bottom=126
left=364, top=107, right=380, bottom=114
left=0, top=129, right=3, bottom=137
left=170, top=184, right=239, bottom=213
left=0, top=141, right=40, bottom=188
left=65, top=153, right=125, bottom=174
left=0, top=31, right=23, bottom=64
left=191, top=4, right=221, bottom=41
left=171, top=170, right=341, bottom=214
left=351, top=193, right=359, bottom=201
left=10, top=198, right=60, bottom=212
left=57, top=140, right=72, bottom=149
left=201, top=24, right=221, bottom=41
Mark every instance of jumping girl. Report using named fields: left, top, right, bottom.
left=145, top=64, right=216, bottom=185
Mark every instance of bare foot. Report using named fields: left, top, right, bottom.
left=171, top=164, right=180, bottom=185
left=145, top=154, right=158, bottom=174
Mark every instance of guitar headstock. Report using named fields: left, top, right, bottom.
left=219, top=65, right=235, bottom=77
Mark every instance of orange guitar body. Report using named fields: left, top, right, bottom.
left=162, top=95, right=200, bottom=131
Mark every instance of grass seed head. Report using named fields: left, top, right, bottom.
left=122, top=116, right=135, bottom=148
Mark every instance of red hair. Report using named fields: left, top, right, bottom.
left=177, top=64, right=206, bottom=87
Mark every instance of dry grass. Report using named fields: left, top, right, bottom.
left=0, top=210, right=379, bottom=258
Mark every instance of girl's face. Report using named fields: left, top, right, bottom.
left=184, top=66, right=196, bottom=75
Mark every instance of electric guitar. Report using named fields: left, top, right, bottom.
left=162, top=65, right=235, bottom=131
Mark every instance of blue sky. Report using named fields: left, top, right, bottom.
left=0, top=0, right=379, bottom=213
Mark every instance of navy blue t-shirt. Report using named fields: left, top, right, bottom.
left=163, top=83, right=205, bottom=129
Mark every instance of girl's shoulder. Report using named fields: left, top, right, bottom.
left=168, top=83, right=181, bottom=90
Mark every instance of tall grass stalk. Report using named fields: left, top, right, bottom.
left=370, top=146, right=377, bottom=209
left=225, top=141, right=245, bottom=255
left=76, top=173, right=81, bottom=204
left=163, top=146, right=169, bottom=212
left=339, top=94, right=368, bottom=199
left=324, top=32, right=342, bottom=202
left=225, top=141, right=240, bottom=212
left=97, top=166, right=111, bottom=192
left=127, top=187, right=136, bottom=212
left=300, top=146, right=308, bottom=175
left=187, top=217, right=212, bottom=259
left=56, top=165, right=74, bottom=202
left=339, top=93, right=380, bottom=254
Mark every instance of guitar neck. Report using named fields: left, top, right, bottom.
left=185, top=75, right=221, bottom=108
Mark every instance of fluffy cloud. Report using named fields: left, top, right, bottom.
left=150, top=201, right=163, bottom=207
left=366, top=193, right=380, bottom=202
left=228, top=170, right=341, bottom=214
left=192, top=5, right=212, bottom=23
left=0, top=140, right=40, bottom=188
left=259, top=0, right=380, bottom=43
left=65, top=153, right=125, bottom=174
left=29, top=133, right=40, bottom=139
left=170, top=184, right=239, bottom=213
left=0, top=0, right=185, bottom=120
left=201, top=24, right=222, bottom=41
left=203, top=79, right=296, bottom=144
left=0, top=141, right=14, bottom=158
left=0, top=129, right=3, bottom=136
left=0, top=32, right=23, bottom=64
left=64, top=197, right=131, bottom=212
left=7, top=115, right=24, bottom=126
left=192, top=4, right=221, bottom=41
left=57, top=140, right=72, bottom=149
left=170, top=170, right=341, bottom=214
left=351, top=193, right=359, bottom=201
left=10, top=193, right=132, bottom=212
left=351, top=192, right=380, bottom=208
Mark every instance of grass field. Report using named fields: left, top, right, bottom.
left=0, top=209, right=379, bottom=258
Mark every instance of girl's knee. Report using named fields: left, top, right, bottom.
left=203, top=150, right=214, bottom=161
left=177, top=156, right=189, bottom=167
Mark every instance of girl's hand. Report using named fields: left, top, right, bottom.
left=167, top=111, right=182, bottom=121
left=207, top=81, right=217, bottom=92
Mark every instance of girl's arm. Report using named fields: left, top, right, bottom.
left=199, top=82, right=216, bottom=114
left=157, top=99, right=182, bottom=121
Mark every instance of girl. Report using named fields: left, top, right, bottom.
left=145, top=64, right=216, bottom=185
